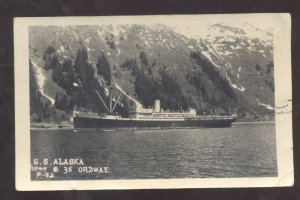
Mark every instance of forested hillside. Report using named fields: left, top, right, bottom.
left=29, top=24, right=275, bottom=123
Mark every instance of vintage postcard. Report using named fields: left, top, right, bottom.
left=14, top=14, right=293, bottom=190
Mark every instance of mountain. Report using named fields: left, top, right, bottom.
left=28, top=23, right=275, bottom=122
left=191, top=22, right=274, bottom=111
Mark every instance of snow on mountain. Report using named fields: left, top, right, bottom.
left=182, top=22, right=275, bottom=111
left=226, top=72, right=246, bottom=92
left=256, top=98, right=275, bottom=110
left=201, top=51, right=221, bottom=68
left=28, top=22, right=275, bottom=119
left=31, top=61, right=55, bottom=105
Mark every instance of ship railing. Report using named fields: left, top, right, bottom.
left=196, top=115, right=236, bottom=120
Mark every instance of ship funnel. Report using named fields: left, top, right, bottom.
left=154, top=100, right=161, bottom=113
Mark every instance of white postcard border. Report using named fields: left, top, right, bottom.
left=14, top=14, right=293, bottom=190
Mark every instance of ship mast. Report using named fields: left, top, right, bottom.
left=94, top=60, right=116, bottom=115
left=109, top=63, right=113, bottom=114
left=103, top=65, right=123, bottom=115
left=95, top=61, right=143, bottom=114
left=109, top=85, right=112, bottom=114
left=95, top=90, right=109, bottom=112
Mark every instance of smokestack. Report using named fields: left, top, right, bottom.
left=154, top=100, right=161, bottom=113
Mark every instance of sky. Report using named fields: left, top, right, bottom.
left=167, top=14, right=280, bottom=38
left=26, top=13, right=288, bottom=39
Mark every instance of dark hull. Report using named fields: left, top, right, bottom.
left=73, top=116, right=236, bottom=129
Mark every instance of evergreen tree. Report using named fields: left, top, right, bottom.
left=191, top=52, right=236, bottom=100
left=74, top=48, right=89, bottom=80
left=42, top=103, right=50, bottom=118
left=255, top=63, right=261, bottom=71
left=72, top=48, right=108, bottom=113
left=42, top=46, right=56, bottom=70
left=109, top=41, right=115, bottom=49
left=139, top=51, right=148, bottom=68
left=266, top=62, right=274, bottom=74
left=61, top=58, right=75, bottom=94
left=120, top=58, right=138, bottom=75
left=96, top=52, right=111, bottom=84
left=52, top=55, right=63, bottom=86
left=54, top=93, right=59, bottom=109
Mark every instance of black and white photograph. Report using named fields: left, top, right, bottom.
left=14, top=14, right=293, bottom=190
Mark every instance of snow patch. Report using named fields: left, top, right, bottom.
left=259, top=50, right=267, bottom=58
left=203, top=40, right=226, bottom=65
left=256, top=98, right=275, bottom=110
left=217, top=37, right=236, bottom=43
left=84, top=37, right=92, bottom=44
left=60, top=46, right=64, bottom=52
left=97, top=30, right=105, bottom=41
left=222, top=51, right=232, bottom=56
left=210, top=44, right=225, bottom=62
left=31, top=61, right=55, bottom=105
left=104, top=88, right=109, bottom=96
left=173, top=22, right=272, bottom=44
left=72, top=31, right=79, bottom=41
left=116, top=48, right=121, bottom=57
left=144, top=41, right=151, bottom=49
left=225, top=63, right=232, bottom=68
left=226, top=72, right=246, bottom=92
left=236, top=45, right=242, bottom=50
left=181, top=36, right=189, bottom=43
left=201, top=51, right=221, bottom=68
left=188, top=45, right=194, bottom=50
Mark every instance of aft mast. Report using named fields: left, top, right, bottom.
left=94, top=58, right=115, bottom=115
left=108, top=65, right=113, bottom=115
left=109, top=85, right=113, bottom=114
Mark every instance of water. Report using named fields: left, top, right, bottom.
left=31, top=123, right=277, bottom=180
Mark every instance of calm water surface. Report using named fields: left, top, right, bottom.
left=31, top=123, right=277, bottom=180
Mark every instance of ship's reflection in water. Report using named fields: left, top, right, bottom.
left=31, top=123, right=277, bottom=180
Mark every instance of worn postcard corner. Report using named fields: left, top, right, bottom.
left=14, top=14, right=293, bottom=190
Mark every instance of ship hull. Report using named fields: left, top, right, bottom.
left=73, top=116, right=236, bottom=129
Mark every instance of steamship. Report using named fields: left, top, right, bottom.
left=73, top=82, right=237, bottom=130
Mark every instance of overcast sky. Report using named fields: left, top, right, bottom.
left=167, top=14, right=280, bottom=38
left=28, top=14, right=288, bottom=39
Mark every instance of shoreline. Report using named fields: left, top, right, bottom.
left=30, top=123, right=73, bottom=130
left=232, top=121, right=275, bottom=125
left=30, top=120, right=275, bottom=130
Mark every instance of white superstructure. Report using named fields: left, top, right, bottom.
left=129, top=100, right=197, bottom=120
